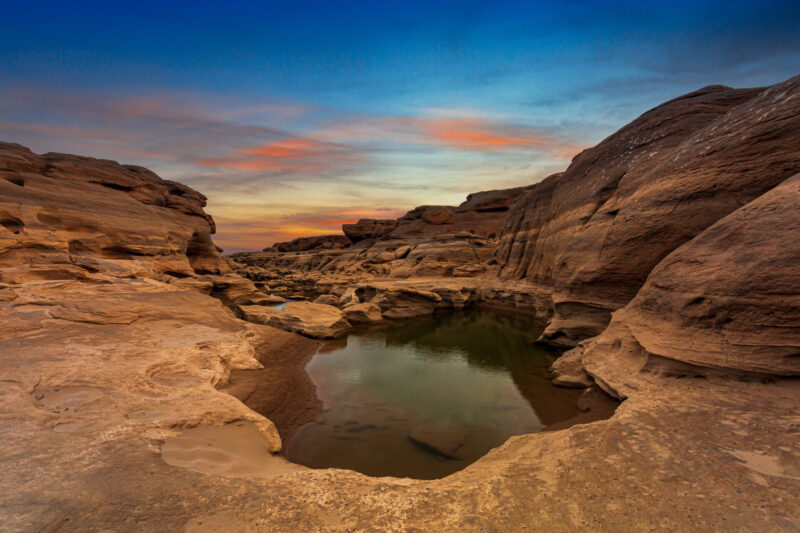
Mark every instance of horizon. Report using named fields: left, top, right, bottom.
left=2, top=0, right=799, bottom=252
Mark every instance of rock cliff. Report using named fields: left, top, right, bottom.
left=496, top=76, right=800, bottom=348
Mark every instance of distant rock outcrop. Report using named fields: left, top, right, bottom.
left=273, top=234, right=350, bottom=252
left=342, top=218, right=398, bottom=242
left=0, top=142, right=229, bottom=279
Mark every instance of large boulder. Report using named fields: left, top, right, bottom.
left=343, top=302, right=383, bottom=324
left=0, top=142, right=229, bottom=279
left=239, top=301, right=352, bottom=339
left=355, top=285, right=442, bottom=319
left=421, top=206, right=453, bottom=225
left=342, top=219, right=398, bottom=242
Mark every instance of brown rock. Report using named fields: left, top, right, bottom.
left=273, top=234, right=350, bottom=252
left=356, top=284, right=442, bottom=319
left=408, top=419, right=468, bottom=459
left=582, top=173, right=800, bottom=395
left=342, top=218, right=398, bottom=242
left=313, top=294, right=340, bottom=306
left=239, top=301, right=352, bottom=339
left=421, top=206, right=453, bottom=225
left=497, top=76, right=800, bottom=346
left=343, top=302, right=383, bottom=324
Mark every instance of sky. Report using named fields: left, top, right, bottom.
left=1, top=1, right=798, bottom=252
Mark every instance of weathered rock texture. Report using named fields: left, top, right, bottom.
left=0, top=142, right=228, bottom=280
left=241, top=301, right=353, bottom=339
left=496, top=76, right=800, bottom=348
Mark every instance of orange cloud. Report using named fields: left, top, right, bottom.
left=211, top=207, right=408, bottom=252
left=404, top=116, right=587, bottom=157
left=315, top=114, right=586, bottom=158
left=199, top=137, right=363, bottom=173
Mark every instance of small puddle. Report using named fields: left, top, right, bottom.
left=284, top=309, right=586, bottom=479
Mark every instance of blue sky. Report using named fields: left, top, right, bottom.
left=2, top=0, right=798, bottom=250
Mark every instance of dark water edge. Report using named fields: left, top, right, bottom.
left=284, top=309, right=588, bottom=479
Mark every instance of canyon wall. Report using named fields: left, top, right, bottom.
left=495, top=75, right=800, bottom=348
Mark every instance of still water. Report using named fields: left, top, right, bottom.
left=284, top=309, right=582, bottom=479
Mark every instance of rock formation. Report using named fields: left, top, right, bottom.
left=3, top=74, right=800, bottom=531
left=240, top=301, right=353, bottom=339
left=496, top=77, right=800, bottom=347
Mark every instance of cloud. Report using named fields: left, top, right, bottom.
left=212, top=205, right=407, bottom=252
left=412, top=116, right=584, bottom=156
left=199, top=137, right=364, bottom=173
left=313, top=111, right=586, bottom=159
left=0, top=84, right=582, bottom=253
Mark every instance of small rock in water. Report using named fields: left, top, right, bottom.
left=408, top=419, right=468, bottom=459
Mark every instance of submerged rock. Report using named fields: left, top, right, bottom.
left=408, top=419, right=468, bottom=459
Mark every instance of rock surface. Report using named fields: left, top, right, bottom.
left=408, top=419, right=468, bottom=459
left=342, top=302, right=383, bottom=324
left=240, top=301, right=352, bottom=339
left=497, top=77, right=800, bottom=347
left=356, top=284, right=442, bottom=319
left=273, top=234, right=350, bottom=252
left=342, top=218, right=398, bottom=242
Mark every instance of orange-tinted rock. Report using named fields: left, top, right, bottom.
left=497, top=76, right=800, bottom=346
left=342, top=219, right=398, bottom=242
left=0, top=142, right=229, bottom=279
left=273, top=234, right=350, bottom=252
left=421, top=206, right=453, bottom=225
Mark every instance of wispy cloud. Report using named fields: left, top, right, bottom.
left=0, top=85, right=583, bottom=251
left=199, top=137, right=364, bottom=173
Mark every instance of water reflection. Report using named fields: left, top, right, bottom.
left=284, top=309, right=583, bottom=479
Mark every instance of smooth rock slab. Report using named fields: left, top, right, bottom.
left=239, top=301, right=352, bottom=339
left=356, top=285, right=442, bottom=319
left=408, top=419, right=468, bottom=459
left=343, top=302, right=383, bottom=324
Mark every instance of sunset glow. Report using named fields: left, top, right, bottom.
left=2, top=0, right=798, bottom=251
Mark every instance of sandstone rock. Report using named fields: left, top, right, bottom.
left=273, top=234, right=350, bottom=252
left=205, top=275, right=278, bottom=308
left=582, top=173, right=800, bottom=395
left=497, top=76, right=800, bottom=347
left=0, top=142, right=230, bottom=280
left=421, top=206, right=453, bottom=225
left=408, top=419, right=468, bottom=459
left=343, top=302, right=383, bottom=324
left=452, top=263, right=486, bottom=277
left=239, top=301, right=352, bottom=338
left=342, top=219, right=398, bottom=242
left=313, top=294, right=340, bottom=306
left=550, top=347, right=593, bottom=388
left=356, top=285, right=442, bottom=319
left=338, top=287, right=360, bottom=307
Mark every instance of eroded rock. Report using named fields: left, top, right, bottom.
left=343, top=302, right=383, bottom=324
left=240, top=301, right=352, bottom=338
